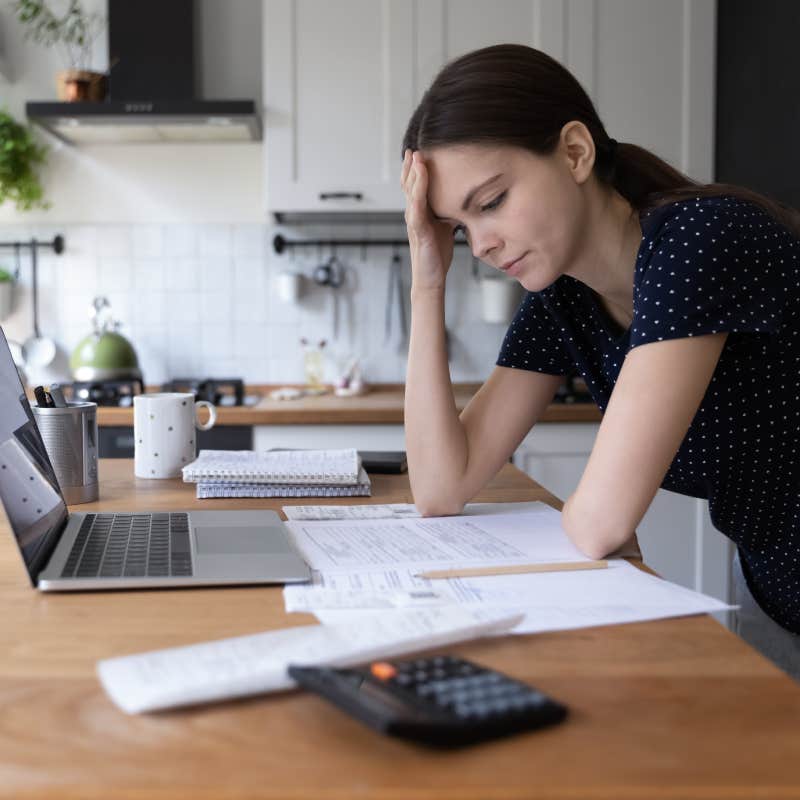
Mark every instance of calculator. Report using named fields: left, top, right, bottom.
left=288, top=655, right=567, bottom=747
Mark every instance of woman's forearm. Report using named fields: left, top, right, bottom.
left=404, top=286, right=469, bottom=515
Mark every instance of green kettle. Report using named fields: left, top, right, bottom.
left=70, top=296, right=142, bottom=382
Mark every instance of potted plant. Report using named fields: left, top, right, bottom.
left=0, top=109, right=48, bottom=210
left=14, top=0, right=107, bottom=102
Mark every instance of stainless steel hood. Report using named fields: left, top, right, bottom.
left=26, top=100, right=260, bottom=144
left=25, top=0, right=261, bottom=145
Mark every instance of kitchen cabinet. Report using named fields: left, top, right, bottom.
left=514, top=423, right=733, bottom=621
left=263, top=0, right=715, bottom=215
left=99, top=426, right=254, bottom=458
left=263, top=0, right=414, bottom=214
left=262, top=0, right=557, bottom=215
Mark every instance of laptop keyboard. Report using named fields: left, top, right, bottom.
left=61, top=513, right=193, bottom=579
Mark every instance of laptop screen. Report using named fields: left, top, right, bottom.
left=0, top=327, right=68, bottom=584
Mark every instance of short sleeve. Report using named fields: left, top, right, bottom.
left=630, top=199, right=789, bottom=350
left=496, top=291, right=573, bottom=375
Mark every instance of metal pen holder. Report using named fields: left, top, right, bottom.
left=32, top=402, right=99, bottom=504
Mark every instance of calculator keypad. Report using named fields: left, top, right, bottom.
left=384, top=656, right=549, bottom=721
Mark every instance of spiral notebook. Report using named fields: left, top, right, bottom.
left=195, top=466, right=371, bottom=499
left=182, top=449, right=361, bottom=486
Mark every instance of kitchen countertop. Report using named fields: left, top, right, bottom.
left=94, top=383, right=602, bottom=426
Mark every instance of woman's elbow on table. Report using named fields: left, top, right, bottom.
left=415, top=499, right=466, bottom=518
left=411, top=489, right=466, bottom=518
left=561, top=494, right=632, bottom=560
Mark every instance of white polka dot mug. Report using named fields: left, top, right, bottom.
left=133, top=393, right=217, bottom=479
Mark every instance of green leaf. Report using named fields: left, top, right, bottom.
left=0, top=109, right=48, bottom=212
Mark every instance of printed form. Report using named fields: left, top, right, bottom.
left=285, top=503, right=589, bottom=571
left=282, top=503, right=733, bottom=634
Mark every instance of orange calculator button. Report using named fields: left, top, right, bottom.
left=370, top=662, right=397, bottom=681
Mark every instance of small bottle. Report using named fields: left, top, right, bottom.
left=301, top=338, right=326, bottom=390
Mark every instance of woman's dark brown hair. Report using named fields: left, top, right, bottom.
left=403, top=44, right=799, bottom=234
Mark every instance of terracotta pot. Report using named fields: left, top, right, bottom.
left=55, top=70, right=108, bottom=102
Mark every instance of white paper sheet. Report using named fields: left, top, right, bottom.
left=284, top=560, right=623, bottom=613
left=284, top=504, right=590, bottom=572
left=285, top=560, right=732, bottom=633
left=96, top=607, right=523, bottom=714
left=310, top=566, right=734, bottom=635
left=282, top=503, right=420, bottom=521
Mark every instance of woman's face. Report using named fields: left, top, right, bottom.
left=422, top=142, right=591, bottom=292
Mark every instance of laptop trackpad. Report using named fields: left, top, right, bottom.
left=194, top=526, right=287, bottom=555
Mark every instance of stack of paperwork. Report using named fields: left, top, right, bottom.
left=97, top=501, right=732, bottom=714
left=281, top=502, right=733, bottom=635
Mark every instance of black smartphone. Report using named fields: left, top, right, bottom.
left=358, top=450, right=408, bottom=474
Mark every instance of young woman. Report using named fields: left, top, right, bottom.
left=400, top=44, right=800, bottom=679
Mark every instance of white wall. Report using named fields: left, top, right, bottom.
left=0, top=0, right=264, bottom=224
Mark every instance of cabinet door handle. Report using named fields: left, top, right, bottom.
left=319, top=192, right=364, bottom=201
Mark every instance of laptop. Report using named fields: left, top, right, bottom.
left=0, top=327, right=311, bottom=591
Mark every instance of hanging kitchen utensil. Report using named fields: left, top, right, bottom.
left=312, top=254, right=345, bottom=288
left=21, top=239, right=57, bottom=368
left=313, top=251, right=346, bottom=340
left=384, top=248, right=407, bottom=352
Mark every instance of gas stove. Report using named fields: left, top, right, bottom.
left=71, top=377, right=145, bottom=407
left=160, top=378, right=245, bottom=407
left=70, top=377, right=247, bottom=407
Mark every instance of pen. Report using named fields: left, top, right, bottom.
left=33, top=385, right=54, bottom=408
left=48, top=383, right=67, bottom=407
left=415, top=560, right=609, bottom=580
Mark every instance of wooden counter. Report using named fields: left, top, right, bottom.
left=96, top=383, right=602, bottom=426
left=1, top=460, right=799, bottom=799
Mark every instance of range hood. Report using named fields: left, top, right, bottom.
left=26, top=100, right=260, bottom=144
left=26, top=0, right=261, bottom=145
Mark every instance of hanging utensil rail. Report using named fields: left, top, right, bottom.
left=272, top=233, right=469, bottom=255
left=0, top=236, right=65, bottom=254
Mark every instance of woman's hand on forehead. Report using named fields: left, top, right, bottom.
left=400, top=149, right=458, bottom=289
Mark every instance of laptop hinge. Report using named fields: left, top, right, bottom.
left=32, top=510, right=72, bottom=585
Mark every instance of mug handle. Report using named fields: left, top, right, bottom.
left=195, top=400, right=217, bottom=431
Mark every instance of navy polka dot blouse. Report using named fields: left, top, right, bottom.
left=497, top=196, right=800, bottom=634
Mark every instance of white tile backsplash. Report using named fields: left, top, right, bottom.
left=57, top=256, right=98, bottom=294
left=132, top=225, right=164, bottom=260
left=200, top=289, right=233, bottom=323
left=95, top=226, right=132, bottom=258
left=132, top=291, right=166, bottom=328
left=133, top=259, right=166, bottom=292
left=0, top=223, right=506, bottom=385
left=97, top=258, right=134, bottom=293
left=233, top=224, right=267, bottom=258
left=198, top=225, right=232, bottom=259
left=163, top=225, right=198, bottom=258
left=163, top=259, right=201, bottom=292
left=200, top=323, right=234, bottom=360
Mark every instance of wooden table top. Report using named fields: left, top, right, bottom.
left=1, top=460, right=799, bottom=799
left=94, top=383, right=603, bottom=426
